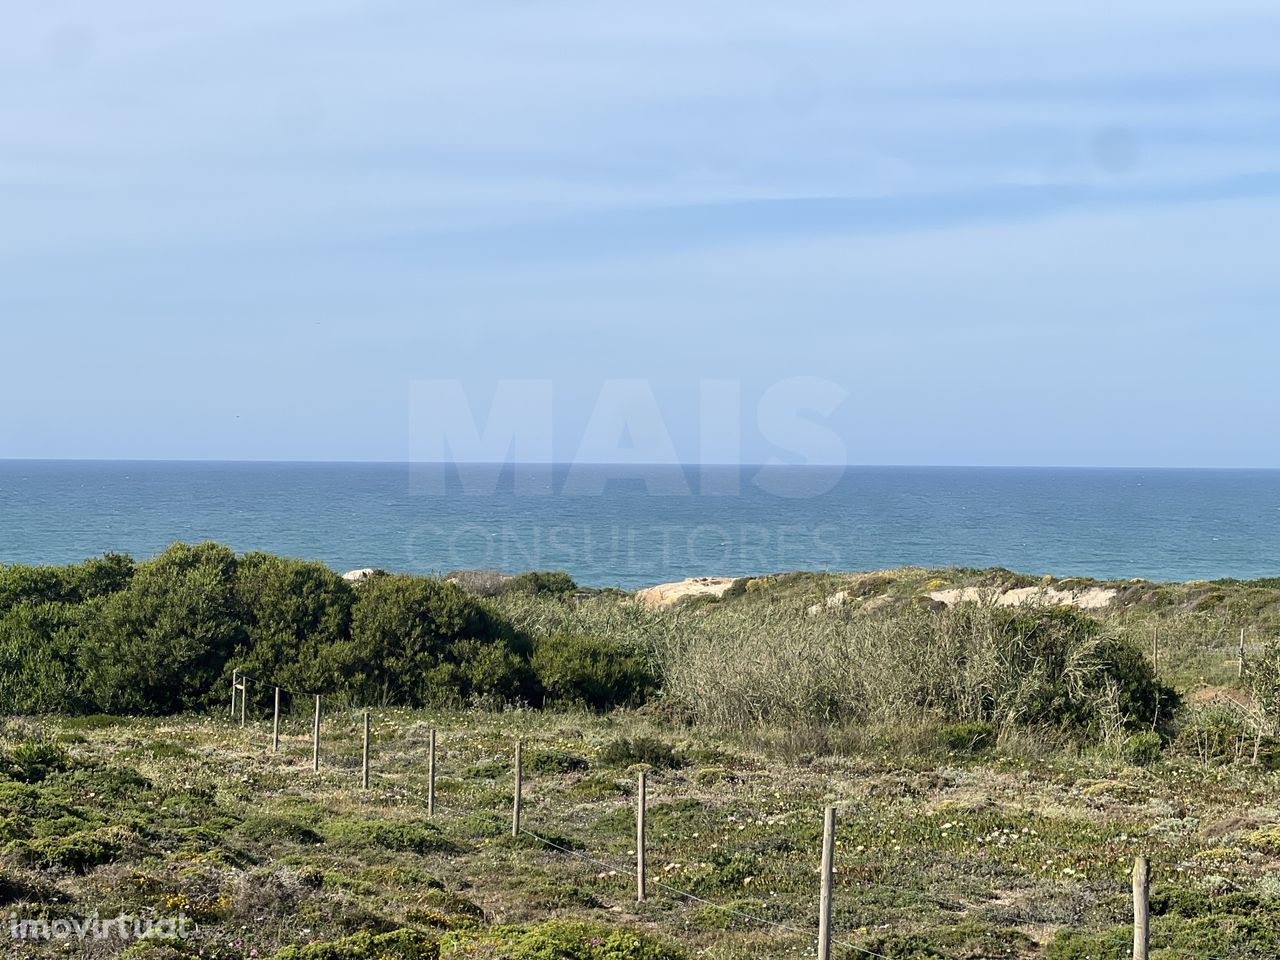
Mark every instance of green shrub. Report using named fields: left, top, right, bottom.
left=347, top=575, right=531, bottom=706
left=568, top=775, right=627, bottom=801
left=8, top=825, right=130, bottom=872
left=0, top=565, right=76, bottom=613
left=529, top=750, right=589, bottom=775
left=980, top=608, right=1177, bottom=731
left=692, top=767, right=735, bottom=786
left=77, top=542, right=245, bottom=714
left=238, top=812, right=324, bottom=845
left=1048, top=890, right=1280, bottom=958
left=861, top=920, right=1033, bottom=959
left=1121, top=731, right=1163, bottom=766
left=532, top=633, right=657, bottom=710
left=598, top=737, right=683, bottom=770
left=135, top=740, right=191, bottom=759
left=0, top=555, right=134, bottom=616
left=275, top=929, right=439, bottom=960
left=508, top=571, right=578, bottom=597
left=46, top=762, right=151, bottom=802
left=1043, top=928, right=1130, bottom=960
left=0, top=602, right=91, bottom=713
left=66, top=554, right=136, bottom=602
left=232, top=553, right=355, bottom=696
left=5, top=740, right=71, bottom=783
left=936, top=722, right=996, bottom=754
left=322, top=817, right=455, bottom=854
left=440, top=920, right=684, bottom=959
left=0, top=547, right=547, bottom=716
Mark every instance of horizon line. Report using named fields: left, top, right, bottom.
left=2, top=457, right=1280, bottom=472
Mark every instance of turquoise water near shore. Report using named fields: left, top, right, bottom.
left=1, top=461, right=1278, bottom=588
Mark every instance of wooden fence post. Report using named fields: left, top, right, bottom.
left=637, top=770, right=647, bottom=902
left=818, top=806, right=836, bottom=960
left=230, top=668, right=238, bottom=719
left=312, top=695, right=321, bottom=772
left=512, top=740, right=523, bottom=838
left=1133, top=856, right=1149, bottom=960
left=428, top=728, right=437, bottom=817
left=239, top=675, right=247, bottom=727
left=362, top=710, right=371, bottom=789
left=272, top=687, right=281, bottom=753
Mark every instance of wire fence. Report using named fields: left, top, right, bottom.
left=226, top=669, right=1164, bottom=960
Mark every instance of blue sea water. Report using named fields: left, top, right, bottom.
left=1, top=461, right=1278, bottom=588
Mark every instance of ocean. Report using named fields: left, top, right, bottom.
left=1, top=460, right=1278, bottom=588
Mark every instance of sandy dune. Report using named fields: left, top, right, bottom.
left=927, top=585, right=1118, bottom=610
left=635, top=577, right=738, bottom=608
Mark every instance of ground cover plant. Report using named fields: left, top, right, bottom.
left=2, top=705, right=1280, bottom=959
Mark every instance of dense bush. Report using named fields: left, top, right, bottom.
left=0, top=601, right=89, bottom=713
left=0, top=544, right=540, bottom=715
left=347, top=575, right=532, bottom=706
left=78, top=542, right=245, bottom=714
left=0, top=548, right=1185, bottom=745
left=974, top=607, right=1179, bottom=731
left=232, top=553, right=355, bottom=695
left=237, top=812, right=324, bottom=845
left=0, top=557, right=137, bottom=715
left=531, top=633, right=656, bottom=709
left=0, top=554, right=134, bottom=614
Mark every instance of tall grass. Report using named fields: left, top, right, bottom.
left=652, top=603, right=1154, bottom=735
left=486, top=592, right=1168, bottom=740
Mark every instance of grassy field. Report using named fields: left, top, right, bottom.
left=5, top=564, right=1280, bottom=959
left=3, top=701, right=1280, bottom=959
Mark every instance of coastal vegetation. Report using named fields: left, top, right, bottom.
left=4, top=545, right=1280, bottom=956
left=0, top=544, right=636, bottom=717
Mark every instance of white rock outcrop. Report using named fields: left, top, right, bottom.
left=927, top=585, right=1117, bottom=610
left=635, top=577, right=738, bottom=608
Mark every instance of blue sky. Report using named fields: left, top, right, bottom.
left=3, top=1, right=1279, bottom=466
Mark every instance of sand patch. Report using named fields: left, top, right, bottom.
left=1186, top=686, right=1253, bottom=710
left=636, top=577, right=737, bottom=608
left=928, top=585, right=1118, bottom=611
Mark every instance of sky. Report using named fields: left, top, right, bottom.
left=3, top=1, right=1280, bottom=466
